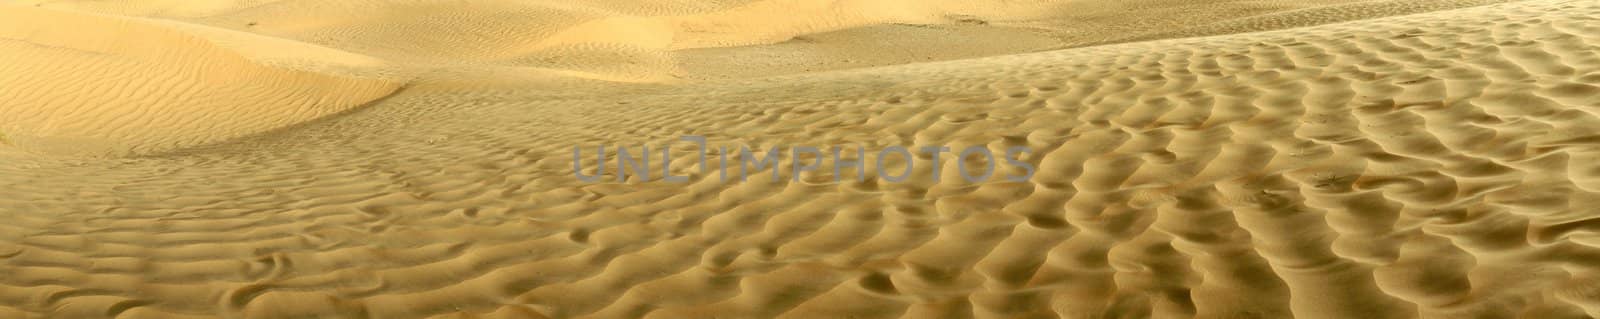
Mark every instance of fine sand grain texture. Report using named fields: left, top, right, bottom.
left=4, top=0, right=1600, bottom=318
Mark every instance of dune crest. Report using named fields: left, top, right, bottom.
left=0, top=5, right=400, bottom=156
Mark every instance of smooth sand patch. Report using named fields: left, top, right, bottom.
left=0, top=4, right=400, bottom=156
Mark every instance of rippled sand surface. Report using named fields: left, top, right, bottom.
left=4, top=0, right=1600, bottom=318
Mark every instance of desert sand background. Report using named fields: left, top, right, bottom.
left=2, top=0, right=1600, bottom=318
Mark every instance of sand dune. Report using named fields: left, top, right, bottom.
left=4, top=0, right=1600, bottom=318
left=0, top=4, right=400, bottom=156
left=22, top=0, right=1513, bottom=80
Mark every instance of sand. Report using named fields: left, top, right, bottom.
left=2, top=0, right=1599, bottom=318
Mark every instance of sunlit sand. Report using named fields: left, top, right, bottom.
left=3, top=0, right=1599, bottom=318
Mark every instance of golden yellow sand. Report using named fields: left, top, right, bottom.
left=2, top=0, right=1599, bottom=318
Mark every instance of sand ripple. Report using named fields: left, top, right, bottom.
left=4, top=0, right=1600, bottom=318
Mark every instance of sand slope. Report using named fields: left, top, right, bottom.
left=4, top=0, right=1600, bottom=318
left=0, top=4, right=400, bottom=156
left=20, top=0, right=1512, bottom=80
